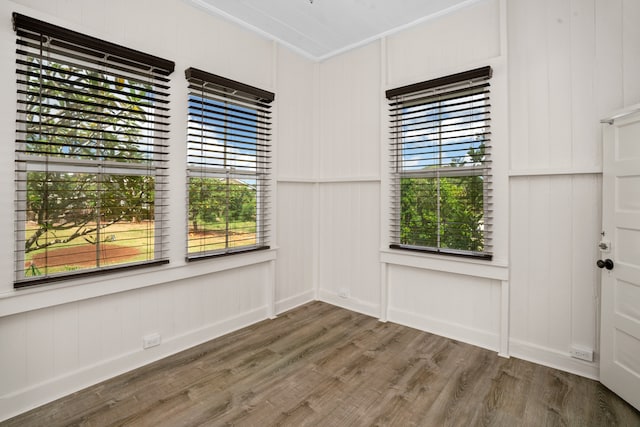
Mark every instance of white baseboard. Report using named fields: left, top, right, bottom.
left=317, top=289, right=380, bottom=318
left=275, top=290, right=315, bottom=314
left=0, top=306, right=269, bottom=422
left=387, top=307, right=500, bottom=352
left=509, top=339, right=599, bottom=380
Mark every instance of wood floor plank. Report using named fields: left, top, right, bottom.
left=3, top=301, right=639, bottom=427
left=473, top=357, right=535, bottom=426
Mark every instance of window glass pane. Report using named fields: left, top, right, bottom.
left=399, top=89, right=488, bottom=172
left=227, top=180, right=258, bottom=248
left=187, top=177, right=258, bottom=254
left=438, top=176, right=485, bottom=252
left=400, top=177, right=439, bottom=248
left=23, top=172, right=157, bottom=278
left=400, top=176, right=486, bottom=253
left=20, top=56, right=158, bottom=163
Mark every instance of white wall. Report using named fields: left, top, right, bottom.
left=0, top=0, right=316, bottom=421
left=315, top=41, right=382, bottom=316
left=507, top=0, right=640, bottom=378
left=275, top=46, right=317, bottom=312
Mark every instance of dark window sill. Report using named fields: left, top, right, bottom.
left=187, top=245, right=270, bottom=262
left=14, top=259, right=170, bottom=289
left=389, top=244, right=493, bottom=261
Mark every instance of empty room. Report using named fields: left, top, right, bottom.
left=0, top=0, right=639, bottom=425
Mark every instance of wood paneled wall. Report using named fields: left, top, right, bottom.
left=274, top=47, right=317, bottom=311
left=508, top=0, right=640, bottom=377
left=314, top=42, right=382, bottom=315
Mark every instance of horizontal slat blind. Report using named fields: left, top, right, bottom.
left=14, top=13, right=174, bottom=287
left=387, top=66, right=493, bottom=259
left=186, top=68, right=272, bottom=259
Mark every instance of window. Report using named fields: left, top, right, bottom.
left=185, top=68, right=273, bottom=259
left=387, top=67, right=493, bottom=259
left=13, top=13, right=175, bottom=287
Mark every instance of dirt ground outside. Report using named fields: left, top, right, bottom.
left=29, top=244, right=141, bottom=269
left=26, top=228, right=256, bottom=270
left=188, top=228, right=257, bottom=251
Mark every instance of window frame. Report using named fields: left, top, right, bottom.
left=13, top=13, right=175, bottom=288
left=185, top=67, right=273, bottom=261
left=387, top=66, right=493, bottom=260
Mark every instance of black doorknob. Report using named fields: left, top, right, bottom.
left=597, top=259, right=614, bottom=270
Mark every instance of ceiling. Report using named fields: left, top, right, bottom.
left=186, top=0, right=478, bottom=61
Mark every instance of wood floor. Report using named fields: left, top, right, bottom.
left=4, top=301, right=639, bottom=426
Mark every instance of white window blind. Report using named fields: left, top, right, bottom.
left=185, top=68, right=273, bottom=259
left=387, top=66, right=493, bottom=259
left=13, top=13, right=174, bottom=287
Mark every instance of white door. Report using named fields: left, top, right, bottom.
left=600, top=107, right=640, bottom=411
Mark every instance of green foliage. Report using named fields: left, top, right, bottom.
left=188, top=177, right=226, bottom=228
left=188, top=177, right=257, bottom=232
left=25, top=172, right=155, bottom=253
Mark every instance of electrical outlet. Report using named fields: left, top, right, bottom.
left=570, top=346, right=593, bottom=362
left=143, top=333, right=161, bottom=349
